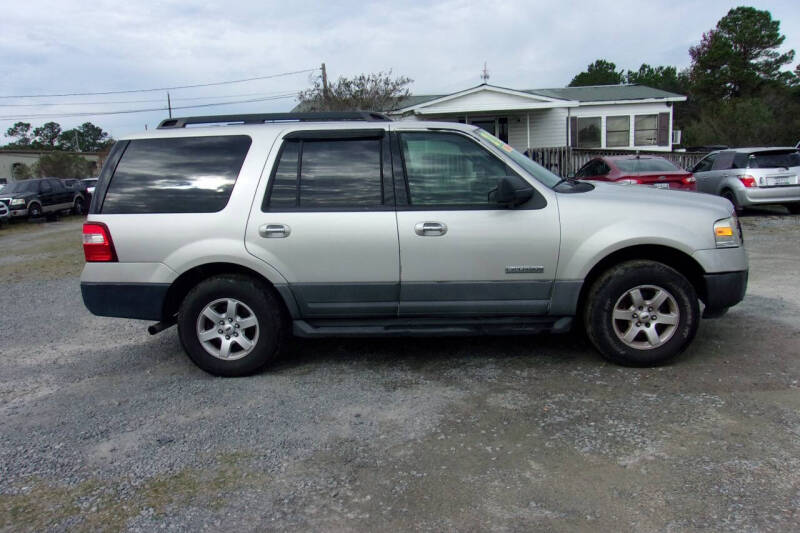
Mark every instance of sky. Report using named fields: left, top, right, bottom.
left=1, top=0, right=798, bottom=139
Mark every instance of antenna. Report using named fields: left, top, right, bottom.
left=480, top=62, right=490, bottom=83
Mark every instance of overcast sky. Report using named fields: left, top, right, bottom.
left=1, top=0, right=798, bottom=139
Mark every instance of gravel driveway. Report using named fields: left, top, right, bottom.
left=1, top=213, right=799, bottom=532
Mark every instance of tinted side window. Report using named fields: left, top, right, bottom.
left=40, top=180, right=52, bottom=193
left=101, top=136, right=251, bottom=214
left=693, top=154, right=716, bottom=173
left=51, top=179, right=66, bottom=193
left=712, top=151, right=735, bottom=170
left=264, top=138, right=383, bottom=209
left=400, top=132, right=512, bottom=207
left=300, top=140, right=382, bottom=207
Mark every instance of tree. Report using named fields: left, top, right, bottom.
left=568, top=60, right=624, bottom=87
left=33, top=151, right=94, bottom=179
left=5, top=122, right=33, bottom=147
left=626, top=64, right=690, bottom=94
left=58, top=122, right=113, bottom=152
left=11, top=163, right=32, bottom=180
left=297, top=70, right=413, bottom=112
left=689, top=7, right=795, bottom=100
left=32, top=121, right=62, bottom=149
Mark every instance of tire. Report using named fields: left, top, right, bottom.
left=28, top=203, right=42, bottom=219
left=785, top=203, right=800, bottom=215
left=73, top=197, right=85, bottom=215
left=177, top=274, right=287, bottom=376
left=583, top=260, right=699, bottom=367
left=721, top=189, right=742, bottom=214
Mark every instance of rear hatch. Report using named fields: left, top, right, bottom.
left=736, top=149, right=800, bottom=187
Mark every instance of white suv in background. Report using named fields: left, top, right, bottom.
left=81, top=112, right=748, bottom=376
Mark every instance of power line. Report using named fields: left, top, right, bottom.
left=0, top=68, right=318, bottom=99
left=0, top=93, right=299, bottom=121
left=0, top=89, right=306, bottom=108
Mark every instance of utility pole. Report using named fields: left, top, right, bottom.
left=321, top=62, right=329, bottom=105
left=167, top=92, right=172, bottom=118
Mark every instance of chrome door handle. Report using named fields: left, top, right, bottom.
left=414, top=221, right=447, bottom=236
left=259, top=224, right=291, bottom=238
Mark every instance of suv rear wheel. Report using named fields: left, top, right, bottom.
left=583, top=260, right=699, bottom=366
left=177, top=274, right=287, bottom=376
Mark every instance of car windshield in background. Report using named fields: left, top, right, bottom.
left=473, top=128, right=562, bottom=188
left=615, top=158, right=680, bottom=173
left=2, top=181, right=37, bottom=193
left=747, top=150, right=800, bottom=169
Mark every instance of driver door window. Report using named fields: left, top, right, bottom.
left=399, top=132, right=512, bottom=207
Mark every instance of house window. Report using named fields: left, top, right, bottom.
left=634, top=114, right=659, bottom=146
left=576, top=117, right=601, bottom=148
left=606, top=116, right=630, bottom=147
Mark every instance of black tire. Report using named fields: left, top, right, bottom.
left=785, top=203, right=800, bottom=215
left=28, top=203, right=42, bottom=219
left=721, top=189, right=742, bottom=214
left=583, top=260, right=699, bottom=367
left=73, top=197, right=85, bottom=215
left=177, top=274, right=287, bottom=376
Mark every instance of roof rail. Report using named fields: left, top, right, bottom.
left=157, top=111, right=391, bottom=129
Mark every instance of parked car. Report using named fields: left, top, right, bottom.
left=0, top=200, right=8, bottom=227
left=81, top=177, right=98, bottom=207
left=80, top=112, right=747, bottom=376
left=574, top=156, right=696, bottom=191
left=62, top=178, right=89, bottom=214
left=692, top=148, right=800, bottom=213
left=0, top=178, right=85, bottom=220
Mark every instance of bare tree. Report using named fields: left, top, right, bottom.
left=298, top=70, right=413, bottom=112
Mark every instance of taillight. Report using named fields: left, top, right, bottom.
left=682, top=175, right=696, bottom=184
left=738, top=175, right=757, bottom=188
left=82, top=222, right=117, bottom=262
left=617, top=178, right=642, bottom=185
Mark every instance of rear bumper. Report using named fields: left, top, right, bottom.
left=739, top=185, right=800, bottom=206
left=81, top=282, right=169, bottom=320
left=703, top=270, right=747, bottom=316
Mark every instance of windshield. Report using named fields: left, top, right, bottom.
left=614, top=158, right=680, bottom=173
left=747, top=150, right=800, bottom=169
left=473, top=128, right=562, bottom=187
left=2, top=180, right=38, bottom=194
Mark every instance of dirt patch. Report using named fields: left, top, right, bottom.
left=0, top=217, right=85, bottom=281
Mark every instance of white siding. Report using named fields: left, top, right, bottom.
left=530, top=109, right=568, bottom=149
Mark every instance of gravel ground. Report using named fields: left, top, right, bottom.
left=1, top=212, right=800, bottom=532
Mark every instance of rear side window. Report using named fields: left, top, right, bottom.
left=263, top=138, right=384, bottom=210
left=101, top=135, right=251, bottom=214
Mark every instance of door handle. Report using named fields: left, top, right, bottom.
left=259, top=224, right=291, bottom=238
left=414, top=221, right=447, bottom=236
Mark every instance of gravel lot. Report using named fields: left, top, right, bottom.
left=1, top=211, right=799, bottom=532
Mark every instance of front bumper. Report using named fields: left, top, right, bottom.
left=9, top=207, right=28, bottom=217
left=703, top=270, right=748, bottom=317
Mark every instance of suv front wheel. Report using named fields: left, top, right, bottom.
left=583, top=260, right=699, bottom=366
left=177, top=275, right=287, bottom=376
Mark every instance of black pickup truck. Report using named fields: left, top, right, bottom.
left=0, top=178, right=85, bottom=220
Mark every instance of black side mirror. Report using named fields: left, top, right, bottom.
left=490, top=176, right=534, bottom=207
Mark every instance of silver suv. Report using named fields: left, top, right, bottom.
left=692, top=147, right=800, bottom=213
left=81, top=112, right=748, bottom=376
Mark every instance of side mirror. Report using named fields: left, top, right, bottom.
left=490, top=176, right=534, bottom=207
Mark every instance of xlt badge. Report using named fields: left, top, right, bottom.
left=505, top=265, right=544, bottom=274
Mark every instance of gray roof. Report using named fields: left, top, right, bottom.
left=523, top=84, right=685, bottom=102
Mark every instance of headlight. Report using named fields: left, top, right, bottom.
left=714, top=216, right=741, bottom=248
left=10, top=198, right=25, bottom=206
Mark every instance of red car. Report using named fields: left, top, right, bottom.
left=574, top=155, right=696, bottom=191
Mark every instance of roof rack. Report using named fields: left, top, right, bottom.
left=157, top=111, right=391, bottom=129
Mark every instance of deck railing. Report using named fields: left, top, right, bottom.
left=524, top=147, right=708, bottom=176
